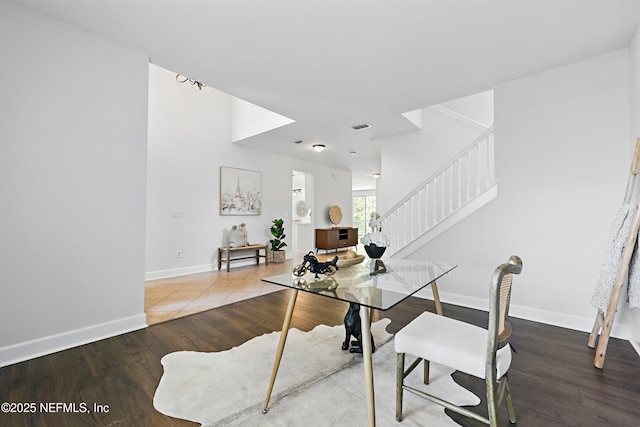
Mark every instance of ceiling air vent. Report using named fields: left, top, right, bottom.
left=351, top=123, right=371, bottom=131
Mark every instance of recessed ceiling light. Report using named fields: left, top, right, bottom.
left=351, top=123, right=371, bottom=131
left=350, top=150, right=357, bottom=156
left=372, top=173, right=381, bottom=178
left=312, top=144, right=326, bottom=152
left=293, top=140, right=303, bottom=144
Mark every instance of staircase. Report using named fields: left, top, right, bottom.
left=378, top=126, right=497, bottom=258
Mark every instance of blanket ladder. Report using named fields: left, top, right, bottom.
left=588, top=137, right=640, bottom=369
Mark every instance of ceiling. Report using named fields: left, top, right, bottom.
left=13, top=0, right=640, bottom=190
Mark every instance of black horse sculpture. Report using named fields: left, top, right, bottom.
left=293, top=251, right=338, bottom=279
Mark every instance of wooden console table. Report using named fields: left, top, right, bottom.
left=315, top=227, right=358, bottom=252
left=218, top=244, right=268, bottom=272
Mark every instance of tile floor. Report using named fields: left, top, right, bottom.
left=145, top=259, right=294, bottom=325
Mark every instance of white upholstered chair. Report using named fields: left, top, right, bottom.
left=394, top=255, right=523, bottom=426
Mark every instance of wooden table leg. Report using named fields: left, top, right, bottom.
left=431, top=280, right=443, bottom=316
left=360, top=304, right=376, bottom=427
left=263, top=289, right=299, bottom=414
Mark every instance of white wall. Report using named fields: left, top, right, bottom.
left=146, top=65, right=352, bottom=279
left=0, top=3, right=353, bottom=367
left=406, top=49, right=632, bottom=338
left=0, top=4, right=149, bottom=366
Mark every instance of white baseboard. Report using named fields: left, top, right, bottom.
left=415, top=290, right=632, bottom=340
left=508, top=303, right=629, bottom=340
left=0, top=314, right=147, bottom=368
left=145, top=264, right=215, bottom=281
left=145, top=256, right=282, bottom=281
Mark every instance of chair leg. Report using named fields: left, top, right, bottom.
left=504, top=376, right=517, bottom=424
left=423, top=360, right=430, bottom=384
left=396, top=353, right=405, bottom=421
left=486, top=377, right=500, bottom=427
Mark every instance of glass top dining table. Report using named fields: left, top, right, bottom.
left=261, top=256, right=457, bottom=426
left=261, top=257, right=457, bottom=311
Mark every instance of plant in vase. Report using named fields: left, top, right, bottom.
left=360, top=231, right=390, bottom=259
left=269, top=218, right=287, bottom=263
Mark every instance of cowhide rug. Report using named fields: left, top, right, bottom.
left=153, top=319, right=480, bottom=426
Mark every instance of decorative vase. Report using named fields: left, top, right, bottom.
left=364, top=244, right=386, bottom=259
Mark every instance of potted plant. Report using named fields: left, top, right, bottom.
left=269, top=218, right=287, bottom=263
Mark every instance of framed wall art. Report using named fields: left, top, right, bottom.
left=220, top=166, right=262, bottom=215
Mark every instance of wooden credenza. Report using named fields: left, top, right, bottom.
left=315, top=227, right=358, bottom=252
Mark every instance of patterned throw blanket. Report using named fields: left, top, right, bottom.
left=591, top=204, right=640, bottom=312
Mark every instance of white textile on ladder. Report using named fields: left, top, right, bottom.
left=591, top=204, right=640, bottom=312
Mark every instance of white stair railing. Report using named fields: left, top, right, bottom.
left=378, top=126, right=496, bottom=256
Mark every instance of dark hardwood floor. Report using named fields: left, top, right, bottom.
left=1, top=290, right=639, bottom=426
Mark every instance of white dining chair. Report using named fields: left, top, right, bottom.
left=394, top=255, right=523, bottom=426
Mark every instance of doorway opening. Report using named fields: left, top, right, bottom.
left=352, top=191, right=376, bottom=239
left=291, top=170, right=314, bottom=257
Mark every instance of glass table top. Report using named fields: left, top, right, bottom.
left=262, top=258, right=456, bottom=311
